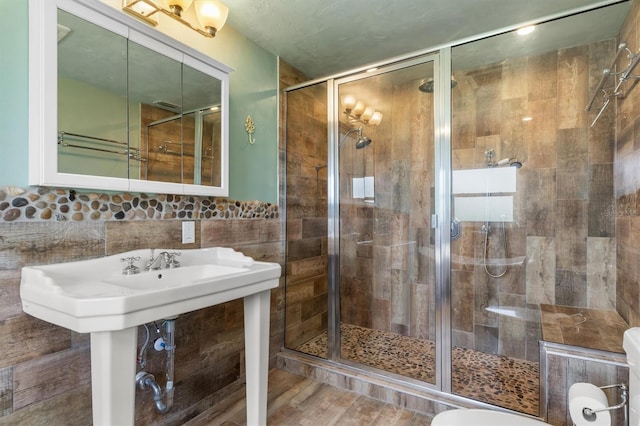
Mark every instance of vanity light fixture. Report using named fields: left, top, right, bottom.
left=122, top=0, right=229, bottom=38
left=340, top=95, right=383, bottom=127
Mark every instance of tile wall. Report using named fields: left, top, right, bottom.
left=615, top=0, right=640, bottom=327
left=450, top=38, right=617, bottom=361
left=280, top=61, right=330, bottom=350
left=338, top=68, right=437, bottom=341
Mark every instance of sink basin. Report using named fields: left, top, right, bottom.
left=21, top=247, right=281, bottom=333
left=103, top=264, right=249, bottom=290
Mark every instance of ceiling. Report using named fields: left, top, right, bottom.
left=225, top=0, right=631, bottom=79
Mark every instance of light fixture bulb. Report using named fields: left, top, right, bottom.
left=352, top=101, right=366, bottom=117
left=361, top=106, right=375, bottom=122
left=194, top=0, right=229, bottom=37
left=341, top=95, right=357, bottom=112
left=368, top=111, right=383, bottom=126
left=163, top=0, right=193, bottom=16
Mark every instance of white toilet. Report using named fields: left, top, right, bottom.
left=432, top=327, right=640, bottom=426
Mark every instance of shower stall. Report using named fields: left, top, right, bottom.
left=283, top=1, right=622, bottom=417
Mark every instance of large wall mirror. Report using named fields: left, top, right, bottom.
left=29, top=0, right=231, bottom=196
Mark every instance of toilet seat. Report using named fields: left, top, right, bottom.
left=431, top=408, right=550, bottom=425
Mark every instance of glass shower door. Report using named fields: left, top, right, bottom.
left=335, top=58, right=438, bottom=384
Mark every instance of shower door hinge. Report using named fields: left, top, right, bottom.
left=431, top=214, right=438, bottom=229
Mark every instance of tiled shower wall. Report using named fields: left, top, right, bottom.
left=0, top=189, right=284, bottom=424
left=616, top=0, right=640, bottom=327
left=280, top=61, right=330, bottom=349
left=339, top=73, right=436, bottom=341
left=451, top=38, right=617, bottom=360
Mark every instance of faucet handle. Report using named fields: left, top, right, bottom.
left=121, top=256, right=141, bottom=275
left=167, top=252, right=181, bottom=269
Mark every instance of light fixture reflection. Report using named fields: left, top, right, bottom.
left=341, top=95, right=357, bottom=112
left=340, top=95, right=383, bottom=127
left=352, top=101, right=366, bottom=117
left=361, top=106, right=375, bottom=122
left=368, top=111, right=383, bottom=126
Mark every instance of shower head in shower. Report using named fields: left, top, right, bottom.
left=339, top=127, right=372, bottom=149
left=356, top=134, right=372, bottom=149
left=418, top=76, right=458, bottom=93
left=510, top=159, right=522, bottom=168
left=354, top=127, right=372, bottom=149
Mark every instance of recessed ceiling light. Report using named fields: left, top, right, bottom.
left=522, top=116, right=533, bottom=122
left=517, top=25, right=535, bottom=36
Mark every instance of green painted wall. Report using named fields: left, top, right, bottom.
left=0, top=0, right=29, bottom=186
left=0, top=1, right=278, bottom=203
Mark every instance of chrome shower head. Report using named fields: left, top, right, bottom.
left=510, top=159, right=522, bottom=168
left=339, top=127, right=372, bottom=149
left=355, top=136, right=372, bottom=149
left=418, top=76, right=458, bottom=93
left=418, top=78, right=435, bottom=93
left=355, top=127, right=372, bottom=149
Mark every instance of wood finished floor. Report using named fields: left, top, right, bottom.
left=185, top=369, right=433, bottom=426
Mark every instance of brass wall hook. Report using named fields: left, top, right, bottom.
left=245, top=115, right=256, bottom=144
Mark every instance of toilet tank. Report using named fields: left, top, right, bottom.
left=623, top=328, right=640, bottom=426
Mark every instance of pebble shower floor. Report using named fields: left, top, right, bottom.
left=297, top=323, right=539, bottom=416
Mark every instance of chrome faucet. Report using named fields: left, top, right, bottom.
left=145, top=250, right=181, bottom=271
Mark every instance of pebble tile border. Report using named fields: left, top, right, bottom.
left=0, top=186, right=278, bottom=222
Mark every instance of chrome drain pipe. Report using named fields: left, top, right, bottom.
left=135, top=371, right=169, bottom=413
left=135, top=317, right=176, bottom=414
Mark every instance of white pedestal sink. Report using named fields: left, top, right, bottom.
left=20, top=247, right=281, bottom=426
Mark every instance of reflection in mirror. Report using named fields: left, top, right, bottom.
left=199, top=109, right=222, bottom=187
left=128, top=39, right=183, bottom=184
left=183, top=63, right=223, bottom=187
left=57, top=9, right=129, bottom=179
left=55, top=3, right=226, bottom=192
left=133, top=51, right=223, bottom=186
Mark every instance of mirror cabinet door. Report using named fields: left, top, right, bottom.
left=127, top=39, right=183, bottom=186
left=57, top=9, right=129, bottom=179
left=182, top=63, right=223, bottom=188
left=31, top=0, right=230, bottom=196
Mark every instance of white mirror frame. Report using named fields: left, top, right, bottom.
left=28, top=0, right=232, bottom=196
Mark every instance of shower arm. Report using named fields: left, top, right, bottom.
left=338, top=127, right=362, bottom=147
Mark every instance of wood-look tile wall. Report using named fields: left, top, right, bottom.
left=0, top=217, right=284, bottom=424
left=451, top=39, right=617, bottom=361
left=339, top=67, right=436, bottom=341
left=280, top=61, right=330, bottom=349
left=615, top=0, right=640, bottom=327
left=540, top=344, right=628, bottom=426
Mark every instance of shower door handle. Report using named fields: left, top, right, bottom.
left=451, top=217, right=461, bottom=240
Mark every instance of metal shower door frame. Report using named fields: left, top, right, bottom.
left=327, top=50, right=453, bottom=393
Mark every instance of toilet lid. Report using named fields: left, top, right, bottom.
left=432, top=409, right=550, bottom=426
